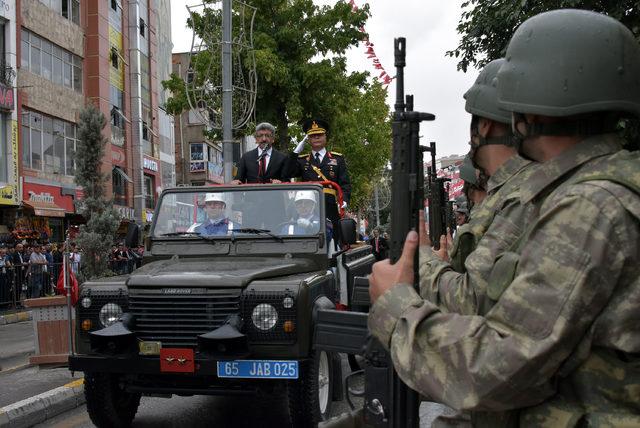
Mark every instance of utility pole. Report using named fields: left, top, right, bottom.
left=222, top=0, right=233, bottom=182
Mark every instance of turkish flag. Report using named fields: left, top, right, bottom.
left=56, top=265, right=79, bottom=306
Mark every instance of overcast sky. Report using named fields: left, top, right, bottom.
left=170, top=1, right=477, bottom=158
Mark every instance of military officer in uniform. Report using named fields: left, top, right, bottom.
left=368, top=9, right=640, bottom=426
left=288, top=118, right=351, bottom=244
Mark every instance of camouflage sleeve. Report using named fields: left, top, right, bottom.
left=419, top=246, right=479, bottom=314
left=419, top=201, right=529, bottom=316
left=369, top=190, right=633, bottom=412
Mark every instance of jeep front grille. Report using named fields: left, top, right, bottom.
left=128, top=288, right=241, bottom=347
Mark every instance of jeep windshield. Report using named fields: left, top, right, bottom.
left=152, top=187, right=324, bottom=239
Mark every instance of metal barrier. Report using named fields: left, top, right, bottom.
left=0, top=261, right=80, bottom=312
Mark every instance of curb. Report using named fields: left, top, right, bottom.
left=0, top=312, right=32, bottom=326
left=0, top=378, right=85, bottom=428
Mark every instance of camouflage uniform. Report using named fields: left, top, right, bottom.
left=370, top=133, right=640, bottom=427
left=423, top=154, right=535, bottom=315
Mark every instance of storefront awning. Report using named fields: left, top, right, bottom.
left=113, top=166, right=133, bottom=183
left=23, top=200, right=66, bottom=217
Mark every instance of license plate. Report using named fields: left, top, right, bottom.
left=160, top=348, right=195, bottom=373
left=217, top=360, right=299, bottom=379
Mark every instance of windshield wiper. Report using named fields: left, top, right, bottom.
left=232, top=228, right=284, bottom=243
left=157, top=232, right=218, bottom=241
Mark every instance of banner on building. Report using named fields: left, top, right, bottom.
left=0, top=120, right=19, bottom=205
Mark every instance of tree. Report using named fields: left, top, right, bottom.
left=447, top=1, right=640, bottom=73
left=447, top=1, right=640, bottom=150
left=331, top=81, right=391, bottom=212
left=163, top=0, right=393, bottom=210
left=164, top=0, right=370, bottom=147
left=74, top=104, right=121, bottom=280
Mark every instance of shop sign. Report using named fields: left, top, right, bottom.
left=0, top=1, right=13, bottom=19
left=0, top=121, right=19, bottom=205
left=23, top=183, right=76, bottom=213
left=28, top=191, right=55, bottom=203
left=0, top=84, right=14, bottom=111
left=144, top=158, right=158, bottom=172
left=114, top=205, right=136, bottom=221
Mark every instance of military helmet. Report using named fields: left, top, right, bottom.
left=497, top=9, right=640, bottom=117
left=464, top=58, right=511, bottom=124
left=458, top=155, right=478, bottom=185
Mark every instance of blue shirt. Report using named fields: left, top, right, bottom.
left=195, top=218, right=234, bottom=236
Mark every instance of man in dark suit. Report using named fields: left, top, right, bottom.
left=232, top=122, right=289, bottom=230
left=233, top=122, right=289, bottom=184
left=371, top=229, right=388, bottom=261
left=288, top=118, right=351, bottom=246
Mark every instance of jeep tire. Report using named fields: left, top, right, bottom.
left=288, top=350, right=333, bottom=427
left=84, top=372, right=141, bottom=428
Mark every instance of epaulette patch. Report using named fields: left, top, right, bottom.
left=299, top=153, right=309, bottom=158
left=330, top=151, right=343, bottom=156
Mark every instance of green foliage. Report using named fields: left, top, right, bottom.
left=448, top=1, right=640, bottom=149
left=447, top=1, right=640, bottom=73
left=163, top=0, right=394, bottom=209
left=330, top=81, right=391, bottom=212
left=74, top=104, right=121, bottom=280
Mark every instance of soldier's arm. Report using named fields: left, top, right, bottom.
left=369, top=189, right=636, bottom=412
left=419, top=201, right=528, bottom=315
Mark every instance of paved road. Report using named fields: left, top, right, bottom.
left=0, top=320, right=34, bottom=371
left=34, top=356, right=450, bottom=427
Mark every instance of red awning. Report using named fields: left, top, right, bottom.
left=23, top=200, right=66, bottom=217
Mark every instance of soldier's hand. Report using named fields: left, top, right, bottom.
left=230, top=179, right=242, bottom=185
left=369, top=230, right=418, bottom=304
left=271, top=179, right=282, bottom=184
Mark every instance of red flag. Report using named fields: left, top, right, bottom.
left=374, top=63, right=383, bottom=69
left=379, top=71, right=387, bottom=78
left=367, top=53, right=376, bottom=59
left=366, top=46, right=374, bottom=54
left=56, top=265, right=79, bottom=306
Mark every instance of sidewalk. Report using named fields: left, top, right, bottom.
left=0, top=317, right=84, bottom=427
left=0, top=367, right=84, bottom=428
left=0, top=310, right=32, bottom=326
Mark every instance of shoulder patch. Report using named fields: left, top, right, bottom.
left=330, top=151, right=343, bottom=156
left=299, top=153, right=309, bottom=158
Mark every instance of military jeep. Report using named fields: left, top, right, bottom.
left=69, top=183, right=375, bottom=427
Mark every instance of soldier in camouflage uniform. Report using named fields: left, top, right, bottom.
left=368, top=9, right=640, bottom=427
left=424, top=58, right=536, bottom=314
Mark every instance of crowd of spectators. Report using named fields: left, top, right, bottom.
left=0, top=241, right=144, bottom=310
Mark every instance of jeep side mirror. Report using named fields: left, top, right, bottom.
left=339, top=218, right=357, bottom=245
left=125, top=223, right=140, bottom=248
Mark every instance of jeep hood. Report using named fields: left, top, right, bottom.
left=126, top=256, right=319, bottom=288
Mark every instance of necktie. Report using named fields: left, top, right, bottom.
left=314, top=152, right=321, bottom=165
left=258, top=152, right=266, bottom=179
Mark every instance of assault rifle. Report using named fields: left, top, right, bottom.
left=424, top=142, right=450, bottom=250
left=314, top=37, right=435, bottom=428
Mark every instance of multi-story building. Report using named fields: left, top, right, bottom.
left=0, top=0, right=19, bottom=240
left=172, top=51, right=224, bottom=186
left=7, top=0, right=173, bottom=245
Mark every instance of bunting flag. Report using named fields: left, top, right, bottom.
left=348, top=0, right=394, bottom=89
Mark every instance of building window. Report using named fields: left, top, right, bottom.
left=110, top=85, right=125, bottom=146
left=21, top=29, right=82, bottom=93
left=110, top=47, right=119, bottom=69
left=139, top=18, right=146, bottom=38
left=110, top=0, right=118, bottom=11
left=39, top=0, right=80, bottom=25
left=190, top=143, right=204, bottom=161
left=22, top=109, right=77, bottom=176
left=112, top=167, right=128, bottom=206
left=144, top=174, right=155, bottom=209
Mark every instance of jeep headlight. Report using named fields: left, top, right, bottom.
left=251, top=303, right=278, bottom=331
left=99, top=303, right=123, bottom=327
